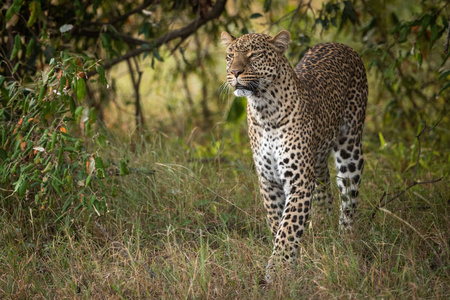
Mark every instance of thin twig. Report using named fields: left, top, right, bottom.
left=126, top=58, right=144, bottom=130
left=371, top=114, right=446, bottom=219
left=288, top=1, right=305, bottom=31
left=370, top=177, right=444, bottom=219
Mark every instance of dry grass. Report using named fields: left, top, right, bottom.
left=1, top=122, right=449, bottom=299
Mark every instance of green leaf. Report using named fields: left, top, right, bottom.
left=18, top=179, right=27, bottom=197
left=250, top=13, right=263, bottom=19
left=421, top=14, right=431, bottom=35
left=97, top=134, right=107, bottom=147
left=438, top=82, right=450, bottom=95
left=378, top=132, right=386, bottom=149
left=438, top=69, right=450, bottom=81
left=61, top=197, right=72, bottom=213
left=430, top=24, right=438, bottom=45
left=263, top=0, right=272, bottom=13
left=11, top=62, right=20, bottom=74
left=417, top=52, right=423, bottom=67
left=69, top=96, right=76, bottom=115
left=26, top=38, right=36, bottom=56
left=5, top=0, right=22, bottom=21
left=95, top=156, right=105, bottom=178
left=119, top=159, right=130, bottom=175
left=153, top=49, right=164, bottom=62
left=100, top=33, right=112, bottom=56
left=97, top=65, right=107, bottom=85
left=10, top=34, right=21, bottom=60
left=76, top=77, right=87, bottom=100
left=38, top=85, right=46, bottom=103
left=27, top=1, right=41, bottom=27
left=74, top=106, right=83, bottom=122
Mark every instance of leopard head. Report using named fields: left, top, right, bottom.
left=221, top=31, right=291, bottom=97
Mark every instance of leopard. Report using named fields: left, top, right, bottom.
left=221, top=30, right=368, bottom=283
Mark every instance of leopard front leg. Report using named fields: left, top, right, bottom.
left=259, top=176, right=286, bottom=236
left=265, top=148, right=316, bottom=283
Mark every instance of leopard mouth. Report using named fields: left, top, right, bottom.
left=235, top=82, right=258, bottom=92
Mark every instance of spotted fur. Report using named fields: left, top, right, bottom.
left=221, top=31, right=368, bottom=283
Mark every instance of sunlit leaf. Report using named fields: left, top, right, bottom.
left=378, top=132, right=386, bottom=149
left=76, top=77, right=86, bottom=100
left=27, top=1, right=41, bottom=27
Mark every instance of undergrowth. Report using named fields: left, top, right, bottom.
left=0, top=117, right=448, bottom=298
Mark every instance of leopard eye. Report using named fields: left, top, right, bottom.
left=226, top=53, right=234, bottom=59
left=248, top=52, right=262, bottom=59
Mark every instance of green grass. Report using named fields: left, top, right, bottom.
left=0, top=118, right=449, bottom=298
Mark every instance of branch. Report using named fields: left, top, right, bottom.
left=73, top=27, right=149, bottom=46
left=87, top=0, right=156, bottom=26
left=370, top=177, right=443, bottom=220
left=371, top=115, right=446, bottom=219
left=87, top=0, right=227, bottom=77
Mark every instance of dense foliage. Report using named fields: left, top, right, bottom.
left=0, top=53, right=116, bottom=221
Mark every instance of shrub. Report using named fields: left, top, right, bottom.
left=0, top=52, right=113, bottom=223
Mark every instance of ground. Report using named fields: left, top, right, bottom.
left=0, top=118, right=448, bottom=298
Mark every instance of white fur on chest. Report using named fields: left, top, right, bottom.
left=253, top=127, right=284, bottom=185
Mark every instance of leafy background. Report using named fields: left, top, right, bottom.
left=0, top=0, right=449, bottom=298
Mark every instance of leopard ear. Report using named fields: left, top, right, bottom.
left=269, top=30, right=291, bottom=53
left=221, top=31, right=236, bottom=46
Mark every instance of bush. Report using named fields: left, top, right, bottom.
left=0, top=52, right=113, bottom=223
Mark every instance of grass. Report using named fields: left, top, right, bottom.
left=0, top=116, right=448, bottom=299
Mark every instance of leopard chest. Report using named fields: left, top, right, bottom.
left=252, top=126, right=285, bottom=185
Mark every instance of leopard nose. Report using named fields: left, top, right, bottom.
left=230, top=69, right=244, bottom=77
